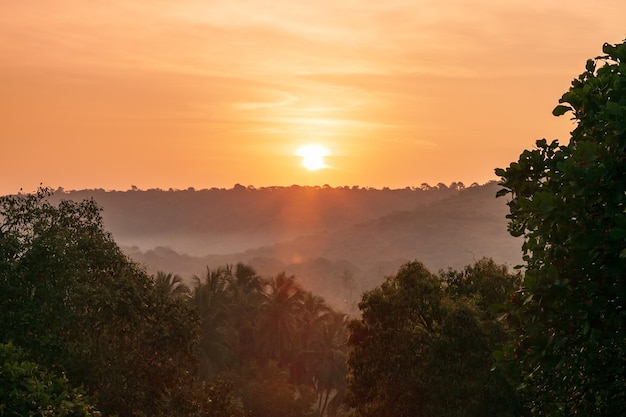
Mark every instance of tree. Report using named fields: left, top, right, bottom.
left=0, top=189, right=200, bottom=417
left=256, top=272, right=304, bottom=364
left=292, top=291, right=332, bottom=387
left=191, top=266, right=238, bottom=377
left=442, top=257, right=521, bottom=310
left=339, top=270, right=356, bottom=310
left=226, top=263, right=266, bottom=364
left=346, top=262, right=443, bottom=417
left=495, top=40, right=626, bottom=416
left=195, top=378, right=245, bottom=417
left=238, top=362, right=317, bottom=417
left=0, top=342, right=99, bottom=417
left=231, top=262, right=265, bottom=295
left=346, top=260, right=521, bottom=417
left=309, top=311, right=348, bottom=417
left=153, top=270, right=190, bottom=299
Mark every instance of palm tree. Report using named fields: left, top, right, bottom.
left=190, top=267, right=237, bottom=377
left=293, top=292, right=332, bottom=386
left=310, top=311, right=348, bottom=417
left=153, top=271, right=190, bottom=299
left=224, top=263, right=265, bottom=364
left=255, top=272, right=304, bottom=364
left=231, top=262, right=264, bottom=295
left=339, top=270, right=355, bottom=304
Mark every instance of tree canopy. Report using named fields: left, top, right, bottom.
left=345, top=259, right=522, bottom=417
left=0, top=342, right=98, bottom=417
left=495, top=39, right=626, bottom=416
left=0, top=189, right=200, bottom=416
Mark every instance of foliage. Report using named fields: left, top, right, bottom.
left=443, top=257, right=520, bottom=310
left=153, top=270, right=191, bottom=298
left=237, top=362, right=317, bottom=417
left=256, top=272, right=305, bottom=364
left=0, top=189, right=200, bottom=416
left=0, top=188, right=356, bottom=417
left=194, top=378, right=245, bottom=417
left=345, top=259, right=522, bottom=417
left=495, top=40, right=626, bottom=416
left=191, top=266, right=239, bottom=377
left=188, top=264, right=350, bottom=416
left=0, top=342, right=99, bottom=417
left=63, top=182, right=517, bottom=308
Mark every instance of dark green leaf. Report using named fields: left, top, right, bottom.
left=552, top=104, right=572, bottom=116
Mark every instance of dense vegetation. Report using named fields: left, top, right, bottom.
left=0, top=187, right=520, bottom=416
left=346, top=259, right=523, bottom=417
left=112, top=181, right=519, bottom=310
left=0, top=189, right=347, bottom=416
left=52, top=183, right=462, bottom=256
left=0, top=342, right=98, bottom=417
left=2, top=39, right=624, bottom=417
left=0, top=190, right=204, bottom=416
left=495, top=39, right=626, bottom=416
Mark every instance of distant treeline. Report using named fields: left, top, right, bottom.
left=49, top=182, right=470, bottom=242
left=45, top=182, right=522, bottom=310
left=54, top=181, right=475, bottom=193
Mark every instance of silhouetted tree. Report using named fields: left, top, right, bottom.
left=495, top=39, right=626, bottom=416
left=153, top=270, right=190, bottom=299
left=191, top=267, right=237, bottom=377
left=0, top=188, right=200, bottom=417
left=346, top=260, right=521, bottom=417
left=256, top=272, right=304, bottom=364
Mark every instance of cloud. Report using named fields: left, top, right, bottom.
left=0, top=0, right=624, bottom=193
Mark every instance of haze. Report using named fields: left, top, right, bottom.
left=1, top=1, right=624, bottom=194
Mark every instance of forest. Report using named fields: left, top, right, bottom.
left=1, top=40, right=625, bottom=417
left=51, top=181, right=521, bottom=311
left=0, top=188, right=520, bottom=416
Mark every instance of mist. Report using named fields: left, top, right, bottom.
left=50, top=181, right=520, bottom=310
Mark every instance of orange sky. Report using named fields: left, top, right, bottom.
left=1, top=1, right=624, bottom=194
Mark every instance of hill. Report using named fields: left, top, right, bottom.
left=50, top=182, right=521, bottom=310
left=244, top=181, right=520, bottom=270
left=50, top=183, right=460, bottom=255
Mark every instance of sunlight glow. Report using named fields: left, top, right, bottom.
left=296, top=144, right=330, bottom=171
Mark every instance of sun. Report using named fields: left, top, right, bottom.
left=296, top=144, right=329, bottom=171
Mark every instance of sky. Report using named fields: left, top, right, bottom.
left=1, top=0, right=625, bottom=194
